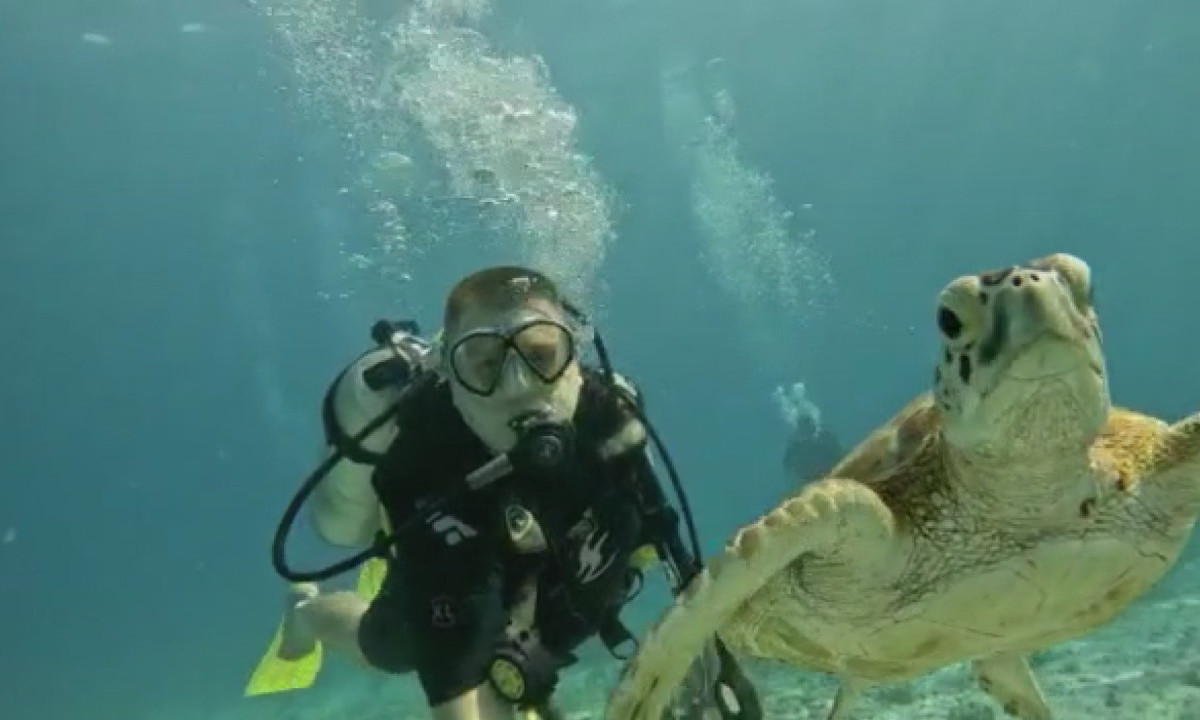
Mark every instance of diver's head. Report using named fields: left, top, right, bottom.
left=439, top=265, right=584, bottom=453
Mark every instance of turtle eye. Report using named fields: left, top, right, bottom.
left=937, top=306, right=963, bottom=340
left=935, top=275, right=985, bottom=345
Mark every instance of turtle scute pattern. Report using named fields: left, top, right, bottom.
left=605, top=253, right=1200, bottom=720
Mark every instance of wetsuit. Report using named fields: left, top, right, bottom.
left=358, top=368, right=675, bottom=706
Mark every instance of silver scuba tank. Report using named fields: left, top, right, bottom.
left=314, top=326, right=433, bottom=544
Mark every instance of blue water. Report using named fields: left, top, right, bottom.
left=2, top=1, right=1198, bottom=719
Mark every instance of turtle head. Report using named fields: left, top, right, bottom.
left=932, top=253, right=1108, bottom=462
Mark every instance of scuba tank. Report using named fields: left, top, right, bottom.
left=273, top=320, right=433, bottom=580
left=312, top=346, right=411, bottom=545
left=318, top=322, right=431, bottom=483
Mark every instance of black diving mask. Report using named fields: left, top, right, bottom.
left=446, top=317, right=577, bottom=396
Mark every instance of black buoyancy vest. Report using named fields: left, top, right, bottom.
left=370, top=369, right=648, bottom=652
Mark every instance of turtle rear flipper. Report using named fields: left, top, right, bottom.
left=971, top=653, right=1051, bottom=720
left=1137, top=412, right=1200, bottom=526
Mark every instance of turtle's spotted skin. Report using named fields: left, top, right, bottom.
left=606, top=254, right=1200, bottom=720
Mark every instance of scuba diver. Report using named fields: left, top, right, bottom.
left=782, top=411, right=844, bottom=485
left=246, top=265, right=761, bottom=720
left=774, top=382, right=844, bottom=486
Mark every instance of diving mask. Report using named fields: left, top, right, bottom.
left=447, top=317, right=577, bottom=397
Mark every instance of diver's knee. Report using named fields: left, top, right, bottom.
left=356, top=610, right=416, bottom=674
left=430, top=684, right=515, bottom=720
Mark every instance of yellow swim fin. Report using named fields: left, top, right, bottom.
left=243, top=617, right=323, bottom=697
left=355, top=556, right=388, bottom=601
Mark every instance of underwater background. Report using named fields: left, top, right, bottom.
left=2, top=0, right=1199, bottom=718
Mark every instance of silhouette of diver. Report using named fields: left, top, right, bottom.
left=774, top=381, right=844, bottom=485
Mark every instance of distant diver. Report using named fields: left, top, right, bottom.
left=775, top=381, right=844, bottom=485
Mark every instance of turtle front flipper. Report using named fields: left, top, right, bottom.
left=605, top=479, right=898, bottom=720
left=971, top=653, right=1051, bottom=720
left=1137, top=412, right=1200, bottom=529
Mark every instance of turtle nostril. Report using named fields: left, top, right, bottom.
left=937, top=306, right=963, bottom=340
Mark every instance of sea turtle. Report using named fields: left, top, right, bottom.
left=607, top=253, right=1200, bottom=720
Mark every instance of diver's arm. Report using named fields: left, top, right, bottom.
left=602, top=374, right=701, bottom=585
left=309, top=455, right=382, bottom=547
left=625, top=452, right=701, bottom=588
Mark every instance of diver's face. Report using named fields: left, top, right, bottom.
left=445, top=299, right=583, bottom=453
